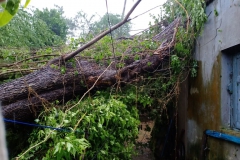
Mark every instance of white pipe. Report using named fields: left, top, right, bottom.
left=0, top=103, right=8, bottom=160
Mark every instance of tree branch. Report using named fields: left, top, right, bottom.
left=48, top=0, right=141, bottom=65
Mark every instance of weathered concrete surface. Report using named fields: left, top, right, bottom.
left=178, top=0, right=240, bottom=159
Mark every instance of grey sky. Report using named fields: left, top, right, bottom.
left=29, top=0, right=166, bottom=34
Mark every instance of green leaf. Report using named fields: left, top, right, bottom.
left=0, top=0, right=20, bottom=26
left=110, top=140, right=115, bottom=145
left=54, top=143, right=61, bottom=154
left=98, top=123, right=102, bottom=128
left=66, top=142, right=73, bottom=152
left=60, top=66, right=66, bottom=74
left=63, top=120, right=70, bottom=124
left=24, top=0, right=31, bottom=8
left=0, top=10, right=14, bottom=26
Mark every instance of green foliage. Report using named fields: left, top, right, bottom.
left=70, top=11, right=131, bottom=39
left=171, top=55, right=181, bottom=74
left=93, top=13, right=131, bottom=38
left=161, top=0, right=207, bottom=78
left=17, top=94, right=139, bottom=159
left=51, top=135, right=89, bottom=160
left=69, top=11, right=95, bottom=38
left=191, top=60, right=198, bottom=77
left=76, top=35, right=159, bottom=65
left=147, top=12, right=164, bottom=37
left=0, top=8, right=63, bottom=48
left=34, top=6, right=68, bottom=41
left=82, top=97, right=139, bottom=159
left=0, top=46, right=68, bottom=83
left=163, top=0, right=207, bottom=33
left=0, top=6, right=67, bottom=81
left=148, top=1, right=207, bottom=156
left=214, top=9, right=218, bottom=17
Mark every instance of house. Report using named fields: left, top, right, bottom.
left=178, top=0, right=240, bottom=159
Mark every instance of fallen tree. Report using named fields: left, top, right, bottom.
left=0, top=0, right=209, bottom=159
left=1, top=52, right=167, bottom=121
left=0, top=2, right=180, bottom=122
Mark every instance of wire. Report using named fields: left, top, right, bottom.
left=129, top=28, right=147, bottom=32
left=3, top=118, right=74, bottom=133
left=131, top=22, right=160, bottom=37
left=105, top=0, right=116, bottom=61
left=130, top=4, right=163, bottom=21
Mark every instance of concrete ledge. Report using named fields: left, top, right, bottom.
left=220, top=128, right=240, bottom=138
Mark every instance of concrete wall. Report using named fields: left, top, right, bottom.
left=178, top=0, right=240, bottom=159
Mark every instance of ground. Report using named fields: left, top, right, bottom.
left=133, top=120, right=155, bottom=160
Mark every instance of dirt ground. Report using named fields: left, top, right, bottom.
left=132, top=120, right=155, bottom=160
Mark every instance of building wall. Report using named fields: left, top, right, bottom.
left=178, top=0, right=240, bottom=159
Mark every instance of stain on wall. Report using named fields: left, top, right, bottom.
left=177, top=0, right=240, bottom=159
left=187, top=56, right=223, bottom=159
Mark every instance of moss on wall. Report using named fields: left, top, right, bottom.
left=188, top=54, right=221, bottom=129
left=188, top=142, right=201, bottom=160
left=187, top=54, right=225, bottom=159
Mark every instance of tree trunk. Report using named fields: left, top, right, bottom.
left=0, top=18, right=180, bottom=122
left=1, top=52, right=170, bottom=121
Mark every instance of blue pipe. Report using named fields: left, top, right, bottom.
left=205, top=130, right=240, bottom=145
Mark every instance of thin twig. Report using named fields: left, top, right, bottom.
left=3, top=54, right=59, bottom=67
left=16, top=131, right=53, bottom=159
left=73, top=112, right=87, bottom=131
left=66, top=61, right=114, bottom=112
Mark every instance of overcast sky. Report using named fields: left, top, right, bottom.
left=29, top=0, right=167, bottom=34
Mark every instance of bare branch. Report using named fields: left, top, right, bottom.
left=48, top=0, right=141, bottom=65
left=121, top=0, right=127, bottom=19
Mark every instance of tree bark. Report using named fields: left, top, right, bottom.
left=1, top=17, right=180, bottom=122
left=1, top=52, right=169, bottom=121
